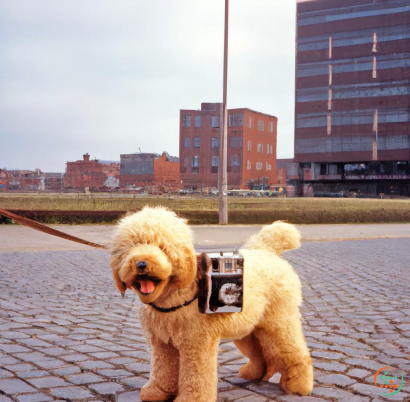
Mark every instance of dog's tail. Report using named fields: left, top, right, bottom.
left=243, top=221, right=301, bottom=255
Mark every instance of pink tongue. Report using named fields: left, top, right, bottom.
left=139, top=280, right=155, bottom=294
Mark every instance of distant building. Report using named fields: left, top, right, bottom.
left=43, top=173, right=64, bottom=191
left=64, top=154, right=120, bottom=189
left=7, top=169, right=43, bottom=190
left=179, top=103, right=278, bottom=190
left=295, top=0, right=410, bottom=196
left=119, top=152, right=181, bottom=190
left=0, top=169, right=9, bottom=191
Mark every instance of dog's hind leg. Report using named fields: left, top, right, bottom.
left=234, top=333, right=266, bottom=381
left=140, top=336, right=179, bottom=401
left=254, top=321, right=313, bottom=396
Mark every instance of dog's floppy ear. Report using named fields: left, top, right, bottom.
left=171, top=245, right=197, bottom=289
left=110, top=247, right=127, bottom=295
left=112, top=269, right=126, bottom=295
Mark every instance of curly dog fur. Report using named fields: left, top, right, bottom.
left=110, top=206, right=313, bottom=402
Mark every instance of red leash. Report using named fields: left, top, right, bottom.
left=0, top=209, right=107, bottom=250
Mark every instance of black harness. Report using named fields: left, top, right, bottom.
left=148, top=294, right=198, bottom=313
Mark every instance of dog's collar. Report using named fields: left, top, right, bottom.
left=148, top=294, right=198, bottom=313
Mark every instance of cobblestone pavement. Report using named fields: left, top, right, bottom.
left=0, top=239, right=409, bottom=401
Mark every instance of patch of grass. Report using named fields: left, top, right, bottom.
left=1, top=194, right=410, bottom=224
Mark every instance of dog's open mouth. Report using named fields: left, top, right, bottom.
left=132, top=275, right=161, bottom=295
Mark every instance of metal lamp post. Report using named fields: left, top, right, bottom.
left=219, top=0, right=229, bottom=224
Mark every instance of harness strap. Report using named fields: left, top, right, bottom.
left=148, top=294, right=198, bottom=313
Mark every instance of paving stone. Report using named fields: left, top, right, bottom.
left=18, top=370, right=50, bottom=378
left=312, top=362, right=347, bottom=372
left=120, top=375, right=147, bottom=389
left=311, top=351, right=345, bottom=360
left=124, top=362, right=151, bottom=373
left=68, top=372, right=104, bottom=384
left=316, top=374, right=356, bottom=386
left=49, top=386, right=95, bottom=399
left=0, top=378, right=36, bottom=393
left=52, top=366, right=81, bottom=375
left=347, top=368, right=371, bottom=378
left=5, top=364, right=35, bottom=372
left=0, top=395, right=14, bottom=402
left=81, top=360, right=115, bottom=370
left=28, top=375, right=70, bottom=388
left=217, top=389, right=253, bottom=400
left=88, top=381, right=125, bottom=393
left=96, top=369, right=132, bottom=378
left=0, top=369, right=14, bottom=378
left=16, top=394, right=53, bottom=402
left=117, top=391, right=141, bottom=402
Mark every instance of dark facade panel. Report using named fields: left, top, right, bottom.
left=298, top=39, right=410, bottom=63
left=295, top=149, right=409, bottom=163
left=299, top=4, right=410, bottom=27
left=120, top=154, right=156, bottom=175
left=296, top=95, right=410, bottom=114
left=299, top=11, right=410, bottom=37
left=298, top=67, right=410, bottom=89
left=296, top=135, right=409, bottom=154
left=298, top=24, right=410, bottom=52
left=296, top=122, right=410, bottom=139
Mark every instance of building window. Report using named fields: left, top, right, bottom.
left=248, top=141, right=252, bottom=151
left=269, top=121, right=273, bottom=133
left=257, top=144, right=263, bottom=153
left=184, top=156, right=188, bottom=168
left=212, top=156, right=219, bottom=167
left=228, top=113, right=244, bottom=127
left=194, top=137, right=200, bottom=148
left=184, top=138, right=190, bottom=147
left=258, top=120, right=264, bottom=131
left=212, top=137, right=219, bottom=148
left=182, top=115, right=191, bottom=127
left=191, top=156, right=199, bottom=173
left=195, top=115, right=201, bottom=128
left=249, top=116, right=253, bottom=129
left=212, top=115, right=219, bottom=128
left=320, top=164, right=327, bottom=175
left=231, top=155, right=241, bottom=166
left=231, top=137, right=243, bottom=148
left=267, top=144, right=273, bottom=154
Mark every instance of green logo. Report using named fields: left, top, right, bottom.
left=374, top=367, right=404, bottom=396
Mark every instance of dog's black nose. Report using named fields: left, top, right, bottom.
left=137, top=261, right=147, bottom=271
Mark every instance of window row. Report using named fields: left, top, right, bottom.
left=184, top=137, right=242, bottom=148
left=183, top=155, right=242, bottom=169
left=249, top=117, right=274, bottom=133
left=182, top=115, right=220, bottom=128
left=247, top=142, right=274, bottom=154
left=183, top=113, right=274, bottom=132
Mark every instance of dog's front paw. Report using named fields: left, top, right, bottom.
left=140, top=382, right=173, bottom=401
left=279, top=363, right=313, bottom=396
left=239, top=361, right=265, bottom=381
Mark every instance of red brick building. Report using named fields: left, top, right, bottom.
left=7, top=169, right=43, bottom=190
left=180, top=103, right=277, bottom=189
left=64, top=154, right=120, bottom=190
left=119, top=152, right=181, bottom=190
left=0, top=169, right=9, bottom=191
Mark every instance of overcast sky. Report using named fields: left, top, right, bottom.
left=0, top=0, right=297, bottom=172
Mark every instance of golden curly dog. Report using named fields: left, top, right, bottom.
left=110, top=206, right=313, bottom=402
